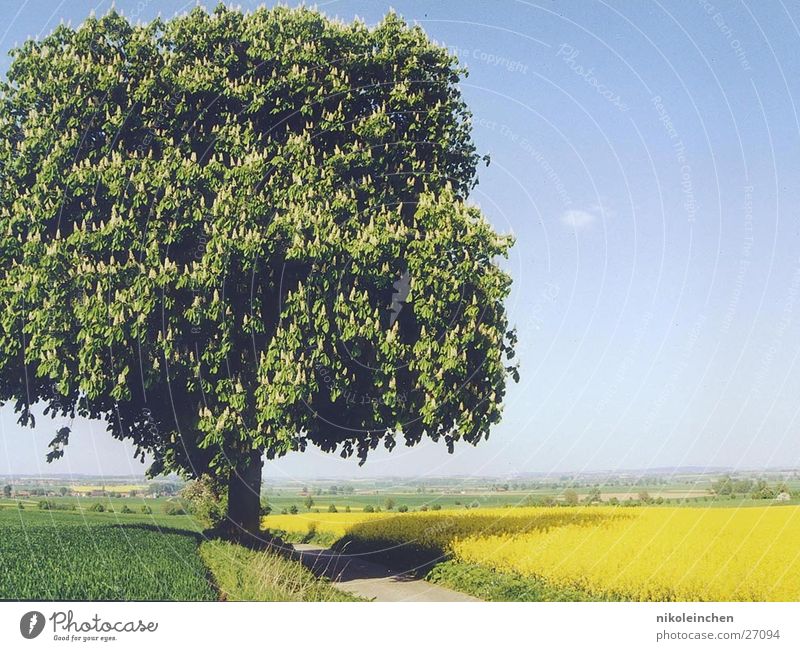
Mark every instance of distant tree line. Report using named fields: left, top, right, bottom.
left=712, top=476, right=791, bottom=500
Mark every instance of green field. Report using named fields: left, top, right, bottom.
left=0, top=509, right=213, bottom=600
left=0, top=495, right=184, bottom=513
left=259, top=487, right=800, bottom=513
left=0, top=507, right=353, bottom=601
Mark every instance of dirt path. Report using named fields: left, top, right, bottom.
left=294, top=543, right=480, bottom=602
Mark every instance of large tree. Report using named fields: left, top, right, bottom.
left=0, top=6, right=516, bottom=540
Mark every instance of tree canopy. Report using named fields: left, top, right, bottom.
left=0, top=5, right=516, bottom=533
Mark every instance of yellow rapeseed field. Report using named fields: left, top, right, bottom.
left=264, top=511, right=393, bottom=537
left=265, top=505, right=800, bottom=600
left=451, top=507, right=800, bottom=601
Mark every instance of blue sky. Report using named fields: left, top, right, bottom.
left=2, top=0, right=800, bottom=479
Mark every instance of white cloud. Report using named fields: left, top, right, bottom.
left=561, top=209, right=596, bottom=229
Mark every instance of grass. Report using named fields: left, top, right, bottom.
left=199, top=540, right=362, bottom=601
left=426, top=561, right=612, bottom=601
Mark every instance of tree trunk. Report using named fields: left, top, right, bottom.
left=225, top=449, right=263, bottom=543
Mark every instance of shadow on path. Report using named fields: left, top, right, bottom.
left=293, top=544, right=480, bottom=602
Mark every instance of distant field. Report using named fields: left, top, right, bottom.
left=69, top=484, right=147, bottom=494
left=263, top=492, right=528, bottom=511
left=266, top=504, right=800, bottom=601
left=0, top=495, right=184, bottom=513
left=261, top=489, right=800, bottom=513
left=601, top=490, right=709, bottom=500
